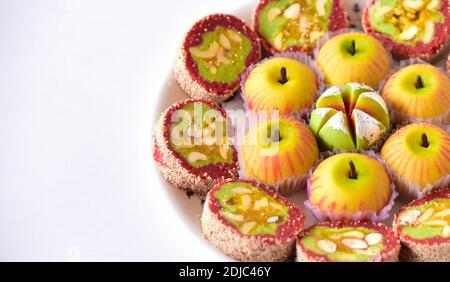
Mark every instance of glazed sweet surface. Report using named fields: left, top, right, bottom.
left=369, top=0, right=444, bottom=45
left=310, top=83, right=390, bottom=150
left=300, top=225, right=385, bottom=261
left=398, top=198, right=450, bottom=239
left=309, top=153, right=391, bottom=214
left=214, top=181, right=289, bottom=235
left=382, top=64, right=450, bottom=119
left=169, top=102, right=232, bottom=168
left=243, top=57, right=318, bottom=115
left=189, top=27, right=252, bottom=83
left=241, top=118, right=319, bottom=185
left=257, top=0, right=333, bottom=51
left=381, top=123, right=450, bottom=189
left=317, top=33, right=391, bottom=87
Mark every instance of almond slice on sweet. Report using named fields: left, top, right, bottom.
left=316, top=0, right=327, bottom=16
left=220, top=211, right=244, bottom=221
left=190, top=42, right=220, bottom=59
left=254, top=198, right=269, bottom=210
left=240, top=221, right=257, bottom=234
left=217, top=47, right=232, bottom=64
left=423, top=219, right=448, bottom=226
left=188, top=152, right=207, bottom=163
left=365, top=233, right=383, bottom=246
left=226, top=30, right=242, bottom=43
left=403, top=0, right=425, bottom=10
left=267, top=7, right=282, bottom=22
left=417, top=207, right=434, bottom=223
left=274, top=32, right=284, bottom=50
left=341, top=231, right=365, bottom=239
left=232, top=187, right=253, bottom=194
left=399, top=25, right=419, bottom=41
left=433, top=209, right=450, bottom=218
left=219, top=34, right=232, bottom=50
left=317, top=239, right=337, bottom=253
left=241, top=195, right=252, bottom=210
left=422, top=21, right=435, bottom=43
left=283, top=3, right=300, bottom=19
left=219, top=146, right=229, bottom=159
left=341, top=238, right=368, bottom=250
left=208, top=64, right=218, bottom=74
left=399, top=209, right=421, bottom=225
left=443, top=226, right=450, bottom=237
left=427, top=0, right=440, bottom=10
left=267, top=216, right=279, bottom=223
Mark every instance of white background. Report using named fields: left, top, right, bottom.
left=0, top=0, right=251, bottom=261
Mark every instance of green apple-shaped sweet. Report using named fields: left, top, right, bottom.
left=243, top=57, right=318, bottom=115
left=317, top=32, right=390, bottom=87
left=309, top=83, right=390, bottom=151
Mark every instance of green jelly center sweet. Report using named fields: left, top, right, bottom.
left=189, top=27, right=252, bottom=84
left=258, top=0, right=332, bottom=51
left=301, top=226, right=385, bottom=262
left=169, top=102, right=232, bottom=168
left=214, top=182, right=288, bottom=235
left=399, top=198, right=450, bottom=239
left=369, top=0, right=444, bottom=45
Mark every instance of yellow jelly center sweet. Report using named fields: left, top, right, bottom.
left=214, top=182, right=288, bottom=235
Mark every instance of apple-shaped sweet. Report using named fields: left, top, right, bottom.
left=381, top=64, right=450, bottom=124
left=243, top=56, right=319, bottom=116
left=309, top=83, right=390, bottom=151
left=381, top=123, right=450, bottom=198
left=317, top=32, right=391, bottom=87
left=306, top=152, right=393, bottom=222
left=240, top=117, right=319, bottom=195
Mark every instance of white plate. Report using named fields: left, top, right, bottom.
left=151, top=0, right=448, bottom=261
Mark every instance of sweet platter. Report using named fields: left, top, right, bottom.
left=152, top=0, right=449, bottom=262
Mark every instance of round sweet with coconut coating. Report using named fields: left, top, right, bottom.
left=153, top=99, right=239, bottom=198
left=362, top=0, right=450, bottom=61
left=252, top=0, right=348, bottom=54
left=296, top=221, right=400, bottom=262
left=201, top=179, right=305, bottom=261
left=394, top=188, right=450, bottom=262
left=174, top=14, right=261, bottom=102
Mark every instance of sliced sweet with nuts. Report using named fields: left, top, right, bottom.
left=317, top=239, right=337, bottom=253
left=283, top=3, right=301, bottom=19
left=188, top=151, right=208, bottom=163
left=341, top=231, right=365, bottom=239
left=219, top=33, right=231, bottom=50
left=232, top=187, right=253, bottom=194
left=341, top=238, right=368, bottom=250
left=365, top=233, right=383, bottom=246
left=190, top=42, right=220, bottom=59
left=220, top=211, right=244, bottom=221
left=399, top=25, right=418, bottom=40
left=267, top=7, right=281, bottom=22
left=240, top=221, right=257, bottom=234
left=226, top=29, right=242, bottom=43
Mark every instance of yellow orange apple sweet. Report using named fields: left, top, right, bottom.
left=243, top=56, right=319, bottom=116
left=307, top=152, right=393, bottom=222
left=381, top=123, right=450, bottom=198
left=317, top=32, right=390, bottom=88
left=381, top=64, right=450, bottom=124
left=240, top=117, right=319, bottom=195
